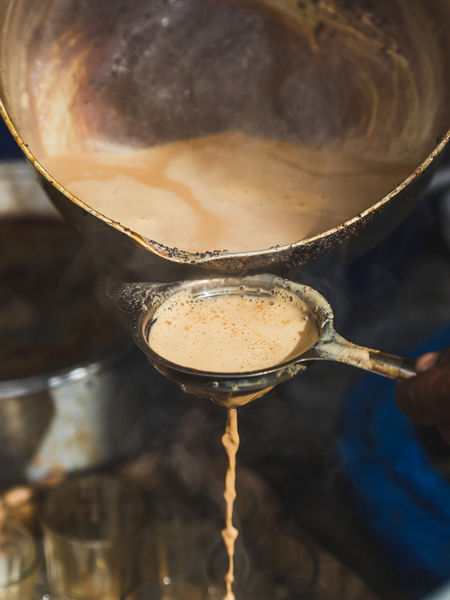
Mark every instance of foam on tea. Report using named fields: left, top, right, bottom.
left=147, top=287, right=312, bottom=374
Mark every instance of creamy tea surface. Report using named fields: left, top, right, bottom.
left=44, top=131, right=412, bottom=254
left=147, top=288, right=312, bottom=373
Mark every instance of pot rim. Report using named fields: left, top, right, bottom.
left=0, top=343, right=132, bottom=398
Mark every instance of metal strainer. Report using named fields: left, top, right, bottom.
left=113, top=274, right=416, bottom=408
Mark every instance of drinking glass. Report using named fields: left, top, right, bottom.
left=0, top=519, right=38, bottom=599
left=153, top=510, right=211, bottom=590
left=42, top=474, right=148, bottom=600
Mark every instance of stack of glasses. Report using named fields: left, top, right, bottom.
left=0, top=474, right=165, bottom=600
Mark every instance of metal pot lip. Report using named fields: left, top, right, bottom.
left=0, top=343, right=132, bottom=399
left=1, top=97, right=449, bottom=267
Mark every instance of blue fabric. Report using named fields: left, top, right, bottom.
left=339, top=326, right=450, bottom=599
left=0, top=119, right=24, bottom=159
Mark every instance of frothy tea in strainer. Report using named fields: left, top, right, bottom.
left=126, top=275, right=416, bottom=408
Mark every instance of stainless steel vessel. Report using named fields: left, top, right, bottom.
left=0, top=0, right=448, bottom=280
left=0, top=163, right=152, bottom=484
left=0, top=349, right=148, bottom=483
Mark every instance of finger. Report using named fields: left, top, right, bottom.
left=416, top=352, right=440, bottom=372
left=395, top=365, right=450, bottom=426
left=415, top=348, right=450, bottom=372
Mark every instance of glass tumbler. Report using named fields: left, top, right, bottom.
left=42, top=474, right=148, bottom=600
left=0, top=519, right=38, bottom=599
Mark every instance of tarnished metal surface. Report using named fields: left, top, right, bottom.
left=0, top=0, right=448, bottom=280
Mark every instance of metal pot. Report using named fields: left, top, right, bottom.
left=0, top=0, right=449, bottom=280
left=0, top=347, right=151, bottom=484
left=0, top=162, right=154, bottom=485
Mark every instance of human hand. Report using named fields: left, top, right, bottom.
left=395, top=348, right=450, bottom=443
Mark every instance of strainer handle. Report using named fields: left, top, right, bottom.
left=314, top=335, right=416, bottom=380
left=360, top=349, right=416, bottom=379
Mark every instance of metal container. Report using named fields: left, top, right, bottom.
left=0, top=0, right=448, bottom=280
left=0, top=348, right=150, bottom=484
left=0, top=162, right=151, bottom=484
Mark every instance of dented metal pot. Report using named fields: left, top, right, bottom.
left=0, top=0, right=449, bottom=281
